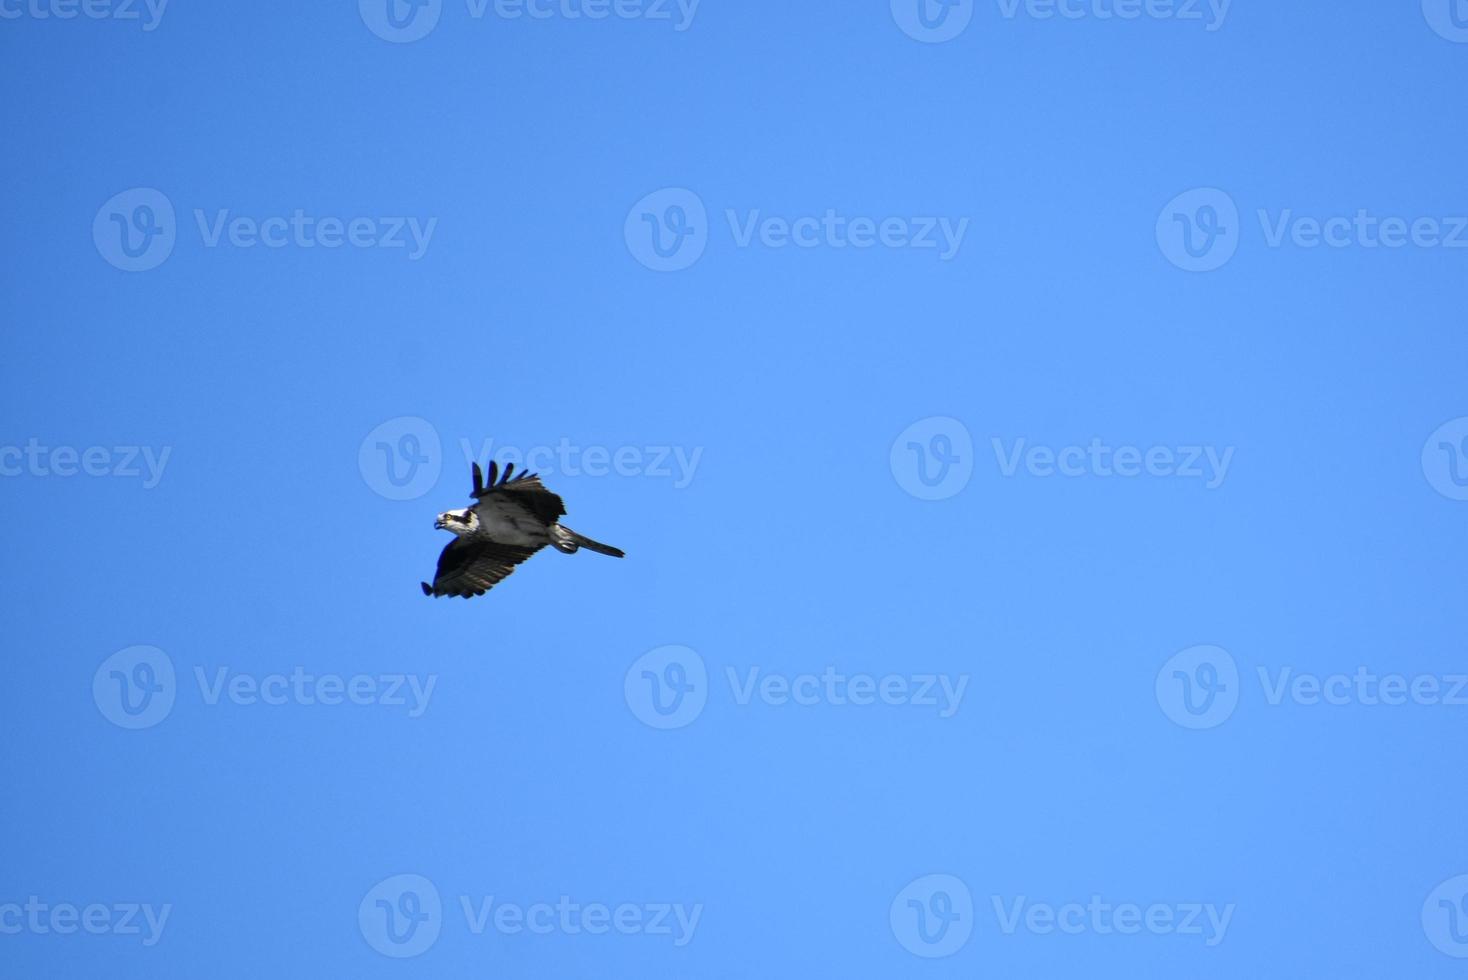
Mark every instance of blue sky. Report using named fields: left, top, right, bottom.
left=3, top=1, right=1468, bottom=976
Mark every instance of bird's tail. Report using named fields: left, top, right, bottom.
left=552, top=525, right=625, bottom=558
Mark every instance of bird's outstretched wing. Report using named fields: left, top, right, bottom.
left=470, top=460, right=566, bottom=525
left=420, top=537, right=540, bottom=598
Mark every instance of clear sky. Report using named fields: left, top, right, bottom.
left=4, top=1, right=1468, bottom=976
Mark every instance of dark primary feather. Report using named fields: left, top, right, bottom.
left=421, top=538, right=539, bottom=598
left=469, top=461, right=566, bottom=524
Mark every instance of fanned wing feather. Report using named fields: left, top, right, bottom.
left=421, top=538, right=540, bottom=598
left=469, top=460, right=567, bottom=524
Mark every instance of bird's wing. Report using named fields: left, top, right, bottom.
left=421, top=537, right=540, bottom=598
left=470, top=460, right=567, bottom=525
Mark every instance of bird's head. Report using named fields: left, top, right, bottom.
left=434, top=508, right=479, bottom=536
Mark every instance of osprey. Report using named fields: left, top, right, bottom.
left=421, top=461, right=624, bottom=598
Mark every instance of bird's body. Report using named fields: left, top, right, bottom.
left=421, top=461, right=624, bottom=599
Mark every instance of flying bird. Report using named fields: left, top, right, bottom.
left=421, top=460, right=625, bottom=598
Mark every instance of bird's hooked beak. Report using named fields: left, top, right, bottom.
left=433, top=516, right=447, bottom=530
